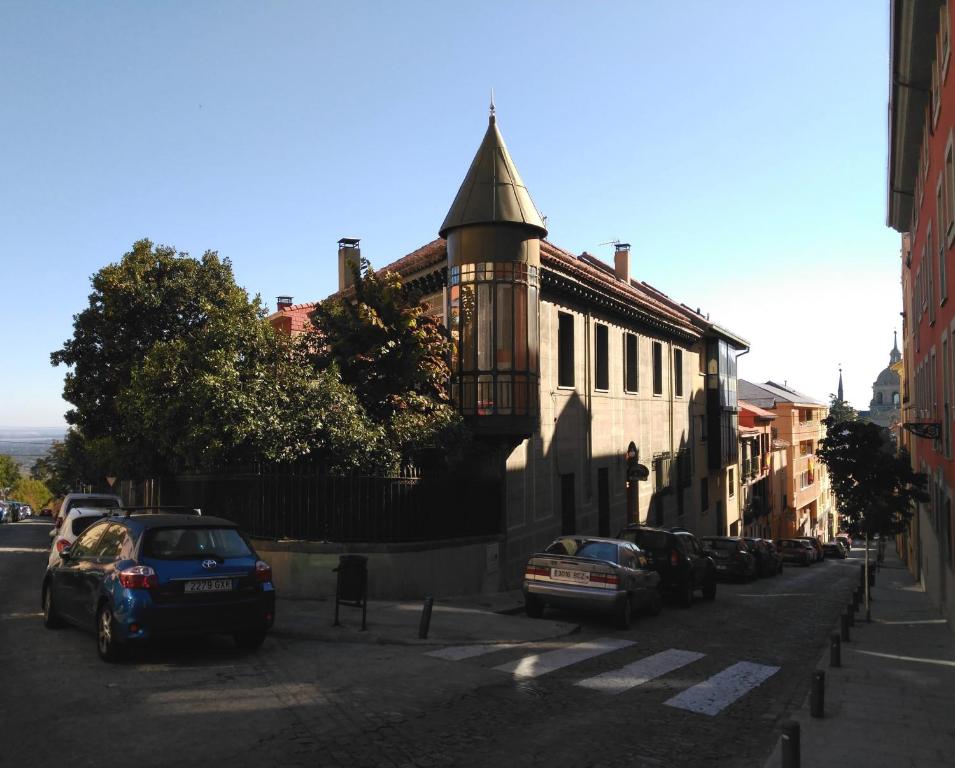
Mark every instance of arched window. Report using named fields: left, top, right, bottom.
left=893, top=391, right=900, bottom=405
left=876, top=392, right=884, bottom=405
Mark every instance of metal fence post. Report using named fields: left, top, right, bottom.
left=781, top=720, right=800, bottom=768
left=810, top=670, right=825, bottom=718
left=829, top=633, right=841, bottom=667
left=418, top=596, right=434, bottom=639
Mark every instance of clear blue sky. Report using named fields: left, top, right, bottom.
left=0, top=0, right=900, bottom=427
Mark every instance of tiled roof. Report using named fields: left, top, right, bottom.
left=267, top=301, right=318, bottom=335
left=739, top=380, right=824, bottom=408
left=740, top=400, right=778, bottom=420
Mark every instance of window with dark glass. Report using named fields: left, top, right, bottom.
left=625, top=333, right=638, bottom=392
left=674, top=348, right=684, bottom=397
left=594, top=323, right=609, bottom=391
left=700, top=478, right=709, bottom=512
left=652, top=341, right=663, bottom=395
left=558, top=312, right=575, bottom=387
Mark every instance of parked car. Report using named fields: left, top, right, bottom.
left=524, top=536, right=661, bottom=629
left=42, top=510, right=275, bottom=661
left=823, top=540, right=848, bottom=559
left=616, top=525, right=717, bottom=606
left=700, top=536, right=758, bottom=581
left=49, top=506, right=122, bottom=567
left=777, top=538, right=814, bottom=566
left=835, top=534, right=852, bottom=552
left=743, top=537, right=783, bottom=576
left=796, top=537, right=824, bottom=562
left=51, top=493, right=122, bottom=539
left=39, top=508, right=54, bottom=517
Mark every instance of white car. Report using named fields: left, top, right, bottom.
left=48, top=506, right=124, bottom=567
left=50, top=493, right=122, bottom=538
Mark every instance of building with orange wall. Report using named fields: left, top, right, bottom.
left=738, top=400, right=790, bottom=540
left=738, top=381, right=832, bottom=541
left=888, top=0, right=955, bottom=624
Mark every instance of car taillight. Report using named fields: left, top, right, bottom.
left=590, top=572, right=620, bottom=586
left=118, top=565, right=158, bottom=589
left=55, top=538, right=70, bottom=553
left=670, top=550, right=680, bottom=567
left=255, top=560, right=272, bottom=583
left=524, top=565, right=549, bottom=579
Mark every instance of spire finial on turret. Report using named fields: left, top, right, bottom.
left=489, top=88, right=496, bottom=125
left=889, top=329, right=901, bottom=365
left=837, top=364, right=844, bottom=402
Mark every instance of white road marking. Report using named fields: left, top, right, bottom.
left=849, top=649, right=955, bottom=668
left=425, top=643, right=519, bottom=661
left=576, top=648, right=705, bottom=694
left=664, top=661, right=780, bottom=716
left=0, top=547, right=49, bottom=554
left=493, top=637, right=636, bottom=679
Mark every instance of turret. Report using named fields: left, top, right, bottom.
left=440, top=105, right=546, bottom=438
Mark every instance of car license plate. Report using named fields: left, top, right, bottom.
left=551, top=568, right=590, bottom=583
left=716, top=564, right=727, bottom=570
left=184, top=579, right=233, bottom=593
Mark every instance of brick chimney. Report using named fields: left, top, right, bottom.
left=338, top=237, right=361, bottom=291
left=614, top=242, right=631, bottom=282
left=276, top=296, right=293, bottom=311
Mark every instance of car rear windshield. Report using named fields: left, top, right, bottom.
left=71, top=515, right=105, bottom=538
left=703, top=539, right=739, bottom=551
left=624, top=529, right=669, bottom=551
left=142, top=527, right=252, bottom=560
left=68, top=498, right=119, bottom=511
left=575, top=541, right=619, bottom=563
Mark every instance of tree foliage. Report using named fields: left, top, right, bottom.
left=10, top=477, right=53, bottom=511
left=817, top=415, right=926, bottom=538
left=30, top=431, right=121, bottom=496
left=0, top=454, right=20, bottom=491
left=826, top=393, right=858, bottom=426
left=308, top=259, right=466, bottom=467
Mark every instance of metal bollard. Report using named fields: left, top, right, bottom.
left=840, top=612, right=850, bottom=642
left=829, top=632, right=841, bottom=667
left=810, top=670, right=825, bottom=718
left=418, top=596, right=434, bottom=639
left=781, top=720, right=800, bottom=768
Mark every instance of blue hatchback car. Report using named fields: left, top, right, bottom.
left=41, top=510, right=276, bottom=661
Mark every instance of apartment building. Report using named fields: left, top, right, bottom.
left=888, top=0, right=955, bottom=621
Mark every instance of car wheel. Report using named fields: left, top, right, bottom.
left=646, top=590, right=663, bottom=616
left=702, top=577, right=717, bottom=601
left=42, top=585, right=64, bottom=629
left=234, top=630, right=267, bottom=650
left=679, top=577, right=694, bottom=608
left=525, top=594, right=544, bottom=619
left=615, top=596, right=633, bottom=629
left=97, top=604, right=124, bottom=663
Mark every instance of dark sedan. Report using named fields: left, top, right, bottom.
left=616, top=525, right=717, bottom=606
left=700, top=537, right=757, bottom=581
left=777, top=538, right=814, bottom=566
left=743, top=537, right=783, bottom=577
left=42, top=510, right=275, bottom=661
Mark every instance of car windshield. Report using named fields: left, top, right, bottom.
left=71, top=515, right=105, bottom=537
left=142, top=527, right=252, bottom=560
left=574, top=541, right=619, bottom=563
left=624, top=529, right=669, bottom=551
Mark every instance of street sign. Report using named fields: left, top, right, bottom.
left=106, top=476, right=117, bottom=487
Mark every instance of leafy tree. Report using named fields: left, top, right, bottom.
left=817, top=416, right=926, bottom=539
left=0, top=454, right=20, bottom=492
left=30, top=431, right=121, bottom=496
left=826, top=393, right=858, bottom=426
left=10, top=477, right=53, bottom=511
left=308, top=259, right=466, bottom=466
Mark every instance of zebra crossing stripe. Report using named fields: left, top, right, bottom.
left=493, top=637, right=636, bottom=679
left=663, top=661, right=780, bottom=716
left=425, top=643, right=518, bottom=661
left=576, top=648, right=705, bottom=694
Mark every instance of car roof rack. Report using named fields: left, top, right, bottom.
left=121, top=506, right=202, bottom=518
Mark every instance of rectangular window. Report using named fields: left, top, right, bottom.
left=624, top=333, right=638, bottom=392
left=652, top=341, right=663, bottom=396
left=700, top=478, right=709, bottom=512
left=700, top=415, right=707, bottom=442
left=728, top=467, right=735, bottom=497
left=594, top=323, right=609, bottom=391
left=558, top=312, right=574, bottom=388
left=674, top=348, right=684, bottom=397
left=939, top=178, right=948, bottom=303
left=946, top=136, right=955, bottom=246
left=942, top=3, right=951, bottom=82
left=929, top=226, right=937, bottom=323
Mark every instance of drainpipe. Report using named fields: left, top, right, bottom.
left=584, top=310, right=593, bottom=501
left=733, top=347, right=750, bottom=534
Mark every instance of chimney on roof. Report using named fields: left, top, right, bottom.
left=338, top=238, right=361, bottom=292
left=614, top=242, right=631, bottom=282
left=276, top=296, right=293, bottom=311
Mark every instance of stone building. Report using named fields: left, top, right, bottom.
left=271, top=111, right=748, bottom=588
left=858, top=334, right=902, bottom=431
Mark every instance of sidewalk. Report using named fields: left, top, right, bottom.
left=763, top=545, right=955, bottom=768
left=272, top=587, right=580, bottom=646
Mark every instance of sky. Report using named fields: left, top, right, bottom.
left=0, top=0, right=901, bottom=428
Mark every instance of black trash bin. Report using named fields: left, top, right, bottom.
left=334, top=554, right=368, bottom=630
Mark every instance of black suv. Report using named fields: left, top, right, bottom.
left=616, top=525, right=717, bottom=606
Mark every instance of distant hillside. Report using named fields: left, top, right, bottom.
left=0, top=427, right=66, bottom=472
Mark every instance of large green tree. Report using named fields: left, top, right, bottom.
left=0, top=454, right=20, bottom=491
left=308, top=259, right=466, bottom=467
left=827, top=392, right=858, bottom=426
left=817, top=416, right=926, bottom=538
left=11, top=477, right=53, bottom=511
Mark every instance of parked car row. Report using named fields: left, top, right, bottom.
left=42, top=502, right=275, bottom=662
left=524, top=526, right=851, bottom=627
left=0, top=501, right=33, bottom=523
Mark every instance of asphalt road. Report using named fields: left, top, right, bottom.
left=0, top=520, right=862, bottom=768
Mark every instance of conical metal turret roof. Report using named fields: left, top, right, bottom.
left=439, top=109, right=547, bottom=239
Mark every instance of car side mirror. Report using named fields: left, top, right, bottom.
left=59, top=546, right=72, bottom=560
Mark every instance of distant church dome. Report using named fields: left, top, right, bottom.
left=876, top=366, right=899, bottom=386
left=868, top=332, right=901, bottom=424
